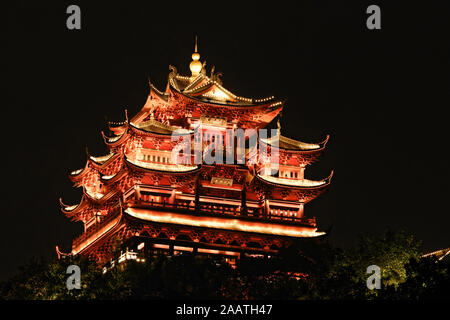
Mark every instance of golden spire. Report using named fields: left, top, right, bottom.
left=189, top=36, right=202, bottom=78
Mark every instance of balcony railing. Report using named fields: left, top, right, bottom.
left=124, top=198, right=316, bottom=227
left=72, top=196, right=317, bottom=250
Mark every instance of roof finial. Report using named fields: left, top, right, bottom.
left=190, top=36, right=202, bottom=78
left=277, top=113, right=282, bottom=136
left=150, top=106, right=155, bottom=120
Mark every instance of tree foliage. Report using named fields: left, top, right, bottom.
left=1, top=229, right=448, bottom=300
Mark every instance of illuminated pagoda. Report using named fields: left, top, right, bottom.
left=58, top=38, right=333, bottom=265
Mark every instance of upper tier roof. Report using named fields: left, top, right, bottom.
left=165, top=38, right=278, bottom=107
left=168, top=72, right=279, bottom=107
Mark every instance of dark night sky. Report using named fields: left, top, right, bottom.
left=3, top=1, right=449, bottom=280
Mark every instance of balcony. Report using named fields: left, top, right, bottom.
left=123, top=193, right=316, bottom=227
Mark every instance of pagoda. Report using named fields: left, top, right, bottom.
left=58, top=39, right=333, bottom=265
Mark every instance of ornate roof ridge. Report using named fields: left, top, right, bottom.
left=148, top=78, right=169, bottom=102
left=170, top=85, right=284, bottom=109
left=148, top=78, right=168, bottom=97
left=167, top=65, right=278, bottom=105
left=182, top=73, right=206, bottom=92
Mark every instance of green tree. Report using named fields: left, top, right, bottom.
left=381, top=256, right=450, bottom=300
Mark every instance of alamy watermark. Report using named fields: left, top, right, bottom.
left=366, top=265, right=381, bottom=290
left=366, top=5, right=381, bottom=30
left=169, top=126, right=280, bottom=170
left=66, top=5, right=81, bottom=30
left=66, top=265, right=81, bottom=290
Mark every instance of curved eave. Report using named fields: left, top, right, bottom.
left=129, top=122, right=194, bottom=137
left=68, top=163, right=89, bottom=183
left=108, top=122, right=127, bottom=136
left=102, top=129, right=130, bottom=147
left=60, top=187, right=120, bottom=218
left=55, top=246, right=71, bottom=259
left=260, top=135, right=330, bottom=153
left=124, top=156, right=201, bottom=174
left=100, top=167, right=127, bottom=184
left=107, top=111, right=129, bottom=132
left=170, top=84, right=283, bottom=109
left=70, top=153, right=120, bottom=185
left=149, top=81, right=169, bottom=102
left=88, top=152, right=117, bottom=167
left=256, top=171, right=334, bottom=190
left=59, top=195, right=88, bottom=218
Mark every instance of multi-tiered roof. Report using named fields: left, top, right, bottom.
left=58, top=39, right=332, bottom=263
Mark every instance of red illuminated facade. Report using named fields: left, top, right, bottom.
left=58, top=41, right=333, bottom=264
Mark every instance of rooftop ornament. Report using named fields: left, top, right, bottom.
left=189, top=36, right=203, bottom=78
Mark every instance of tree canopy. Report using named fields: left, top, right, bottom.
left=1, top=229, right=448, bottom=300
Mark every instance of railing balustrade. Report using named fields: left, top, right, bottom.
left=125, top=196, right=315, bottom=226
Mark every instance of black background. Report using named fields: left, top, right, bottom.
left=4, top=1, right=449, bottom=281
